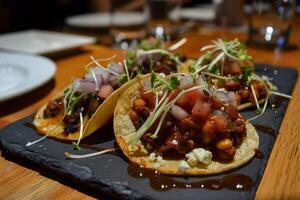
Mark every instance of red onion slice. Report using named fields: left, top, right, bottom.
left=171, top=105, right=189, bottom=120
left=109, top=63, right=124, bottom=74
left=179, top=75, right=194, bottom=90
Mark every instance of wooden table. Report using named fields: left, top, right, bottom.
left=0, top=28, right=300, bottom=199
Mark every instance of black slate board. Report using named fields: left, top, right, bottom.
left=0, top=64, right=298, bottom=200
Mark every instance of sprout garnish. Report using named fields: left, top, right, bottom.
left=65, top=148, right=116, bottom=159
left=72, top=112, right=84, bottom=150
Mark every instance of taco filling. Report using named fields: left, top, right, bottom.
left=114, top=73, right=259, bottom=175
left=126, top=37, right=187, bottom=76
left=189, top=39, right=290, bottom=114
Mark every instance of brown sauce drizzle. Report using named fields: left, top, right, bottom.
left=127, top=163, right=253, bottom=191
left=254, top=149, right=264, bottom=159
left=254, top=125, right=275, bottom=137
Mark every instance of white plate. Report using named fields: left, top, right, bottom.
left=180, top=7, right=216, bottom=21
left=66, top=12, right=148, bottom=28
left=0, top=52, right=56, bottom=102
left=0, top=30, right=96, bottom=55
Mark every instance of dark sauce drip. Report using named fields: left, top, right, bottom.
left=127, top=163, right=253, bottom=191
left=254, top=125, right=275, bottom=137
left=254, top=149, right=264, bottom=159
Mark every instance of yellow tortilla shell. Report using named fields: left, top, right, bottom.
left=33, top=75, right=148, bottom=141
left=114, top=77, right=259, bottom=175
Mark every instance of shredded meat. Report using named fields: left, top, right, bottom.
left=43, top=97, right=64, bottom=118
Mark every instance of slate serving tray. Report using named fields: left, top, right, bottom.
left=0, top=64, right=298, bottom=200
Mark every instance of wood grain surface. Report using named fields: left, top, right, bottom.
left=0, top=26, right=300, bottom=199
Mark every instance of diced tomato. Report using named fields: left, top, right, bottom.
left=185, top=90, right=206, bottom=107
left=191, top=100, right=211, bottom=122
left=176, top=94, right=190, bottom=109
left=98, top=84, right=114, bottom=99
left=211, top=97, right=223, bottom=109
left=141, top=91, right=156, bottom=108
left=213, top=115, right=228, bottom=131
left=168, top=89, right=180, bottom=101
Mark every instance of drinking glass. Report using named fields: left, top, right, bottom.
left=247, top=0, right=296, bottom=49
left=109, top=0, right=148, bottom=48
left=146, top=0, right=181, bottom=40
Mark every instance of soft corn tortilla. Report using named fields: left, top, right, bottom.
left=114, top=77, right=259, bottom=175
left=33, top=75, right=148, bottom=141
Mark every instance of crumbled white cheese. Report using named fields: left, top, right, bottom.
left=171, top=139, right=178, bottom=145
left=153, top=162, right=161, bottom=168
left=179, top=160, right=190, bottom=172
left=221, top=106, right=225, bottom=111
left=157, top=156, right=163, bottom=163
left=149, top=153, right=156, bottom=162
left=185, top=152, right=198, bottom=166
left=185, top=148, right=212, bottom=166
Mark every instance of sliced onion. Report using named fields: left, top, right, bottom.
left=72, top=79, right=81, bottom=91
left=196, top=75, right=206, bottom=86
left=171, top=105, right=189, bottom=120
left=179, top=75, right=194, bottom=90
left=227, top=91, right=237, bottom=107
left=143, top=80, right=151, bottom=91
left=86, top=68, right=109, bottom=84
left=215, top=90, right=237, bottom=107
left=109, top=63, right=124, bottom=74
left=109, top=75, right=120, bottom=86
left=80, top=80, right=97, bottom=93
left=212, top=110, right=228, bottom=118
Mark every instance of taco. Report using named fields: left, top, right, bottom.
left=126, top=37, right=190, bottom=76
left=114, top=73, right=259, bottom=175
left=33, top=57, right=143, bottom=144
left=187, top=38, right=289, bottom=113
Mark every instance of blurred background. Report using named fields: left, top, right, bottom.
left=0, top=0, right=300, bottom=48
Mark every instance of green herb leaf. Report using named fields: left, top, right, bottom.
left=167, top=77, right=180, bottom=91
left=188, top=64, right=195, bottom=73
left=64, top=88, right=70, bottom=94
left=241, top=65, right=255, bottom=73
left=231, top=76, right=240, bottom=83
left=119, top=74, right=128, bottom=84
left=255, top=108, right=262, bottom=114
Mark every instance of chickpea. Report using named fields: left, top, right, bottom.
left=201, top=120, right=215, bottom=144
left=235, top=93, right=241, bottom=105
left=216, top=138, right=233, bottom=150
left=133, top=98, right=146, bottom=110
left=129, top=111, right=139, bottom=126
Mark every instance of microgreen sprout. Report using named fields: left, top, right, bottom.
left=72, top=112, right=84, bottom=150
left=65, top=148, right=116, bottom=159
